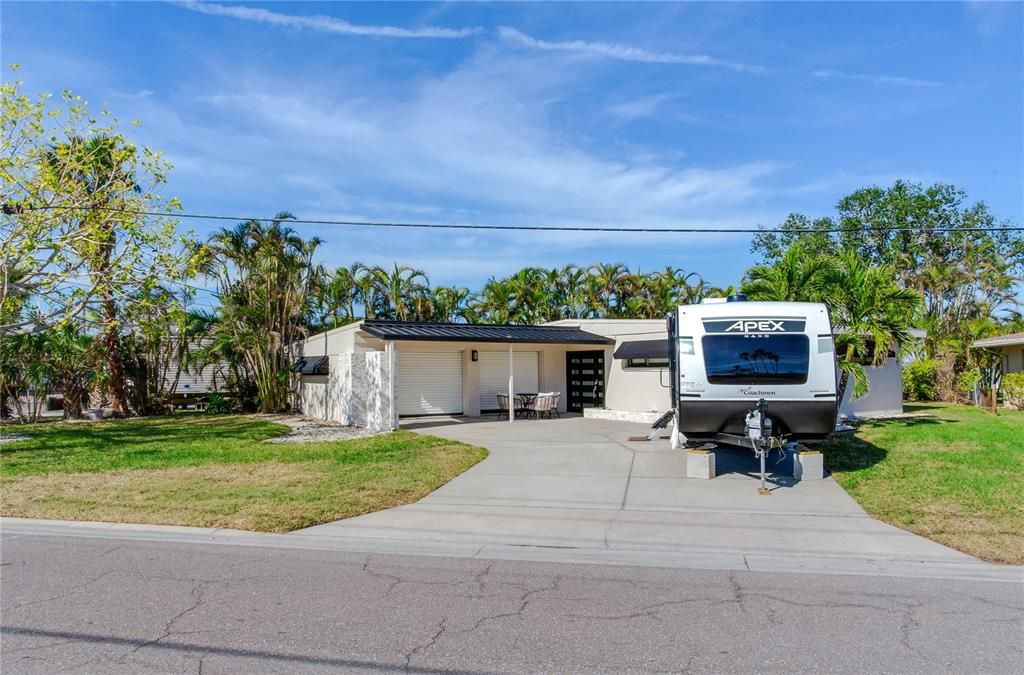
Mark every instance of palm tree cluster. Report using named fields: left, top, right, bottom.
left=201, top=213, right=321, bottom=413
left=742, top=246, right=922, bottom=399
left=309, top=262, right=730, bottom=328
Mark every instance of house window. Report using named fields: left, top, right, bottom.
left=625, top=357, right=670, bottom=368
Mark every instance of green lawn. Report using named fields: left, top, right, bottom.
left=0, top=415, right=486, bottom=532
left=824, top=403, right=1023, bottom=564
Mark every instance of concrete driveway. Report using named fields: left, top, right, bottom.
left=298, top=416, right=982, bottom=570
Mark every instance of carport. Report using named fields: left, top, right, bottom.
left=357, top=321, right=614, bottom=419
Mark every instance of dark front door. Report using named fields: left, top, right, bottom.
left=566, top=350, right=606, bottom=413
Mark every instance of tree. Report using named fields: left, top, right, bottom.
left=741, top=245, right=833, bottom=302
left=822, top=252, right=922, bottom=400
left=370, top=264, right=430, bottom=321
left=1, top=74, right=198, bottom=414
left=43, top=323, right=98, bottom=420
left=0, top=331, right=49, bottom=422
left=205, top=214, right=320, bottom=412
left=312, top=264, right=358, bottom=330
left=586, top=263, right=630, bottom=317
left=427, top=286, right=471, bottom=323
left=751, top=181, right=1021, bottom=400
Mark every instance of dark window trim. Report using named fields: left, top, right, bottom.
left=625, top=357, right=670, bottom=369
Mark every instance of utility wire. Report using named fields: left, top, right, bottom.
left=19, top=204, right=1024, bottom=233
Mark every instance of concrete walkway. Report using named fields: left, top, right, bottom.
left=297, top=416, right=995, bottom=573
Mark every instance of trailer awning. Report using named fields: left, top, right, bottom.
left=612, top=339, right=668, bottom=360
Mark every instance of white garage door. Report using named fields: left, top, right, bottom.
left=479, top=351, right=539, bottom=411
left=397, top=351, right=463, bottom=416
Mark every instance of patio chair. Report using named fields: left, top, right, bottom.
left=550, top=392, right=561, bottom=418
left=525, top=392, right=557, bottom=419
left=495, top=393, right=510, bottom=418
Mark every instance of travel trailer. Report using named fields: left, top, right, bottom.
left=667, top=297, right=839, bottom=445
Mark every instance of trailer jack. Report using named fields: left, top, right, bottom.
left=712, top=399, right=781, bottom=496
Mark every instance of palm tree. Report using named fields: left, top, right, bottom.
left=587, top=262, right=630, bottom=317
left=558, top=265, right=589, bottom=319
left=350, top=263, right=379, bottom=320
left=43, top=135, right=139, bottom=415
left=313, top=265, right=358, bottom=329
left=741, top=245, right=834, bottom=302
left=822, top=252, right=922, bottom=400
left=428, top=286, right=471, bottom=323
left=205, top=213, right=321, bottom=412
left=371, top=264, right=429, bottom=321
left=471, top=278, right=516, bottom=324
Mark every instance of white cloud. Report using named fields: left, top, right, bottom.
left=498, top=26, right=765, bottom=73
left=812, top=69, right=941, bottom=88
left=101, top=48, right=785, bottom=287
left=607, top=93, right=677, bottom=121
left=179, top=1, right=481, bottom=39
left=115, top=89, right=154, bottom=99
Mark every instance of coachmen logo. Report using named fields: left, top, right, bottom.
left=703, top=318, right=806, bottom=334
left=740, top=388, right=776, bottom=396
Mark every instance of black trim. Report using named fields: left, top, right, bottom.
left=676, top=399, right=838, bottom=442
left=613, top=339, right=669, bottom=360
left=360, top=320, right=614, bottom=345
left=292, top=355, right=329, bottom=375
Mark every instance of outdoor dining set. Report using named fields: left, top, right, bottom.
left=495, top=392, right=561, bottom=419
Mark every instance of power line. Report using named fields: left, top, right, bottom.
left=20, top=204, right=1024, bottom=234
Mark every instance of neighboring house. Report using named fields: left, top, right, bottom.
left=295, top=318, right=906, bottom=431
left=158, top=337, right=230, bottom=407
left=971, top=333, right=1024, bottom=374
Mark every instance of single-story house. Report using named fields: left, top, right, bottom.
left=971, top=333, right=1024, bottom=374
left=295, top=318, right=906, bottom=431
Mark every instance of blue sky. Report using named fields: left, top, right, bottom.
left=3, top=1, right=1022, bottom=297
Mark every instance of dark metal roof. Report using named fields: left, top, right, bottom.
left=360, top=320, right=614, bottom=345
left=613, top=339, right=668, bottom=360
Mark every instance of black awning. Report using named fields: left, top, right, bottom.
left=292, top=355, right=329, bottom=375
left=360, top=320, right=614, bottom=345
left=613, top=339, right=668, bottom=360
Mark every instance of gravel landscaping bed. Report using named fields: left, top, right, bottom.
left=252, top=414, right=379, bottom=443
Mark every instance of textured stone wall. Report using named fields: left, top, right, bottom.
left=583, top=408, right=662, bottom=424
left=299, top=377, right=329, bottom=420
left=297, top=350, right=397, bottom=432
left=365, top=350, right=398, bottom=432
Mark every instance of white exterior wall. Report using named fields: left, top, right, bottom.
left=296, top=350, right=396, bottom=431
left=547, top=319, right=671, bottom=413
left=839, top=358, right=903, bottom=417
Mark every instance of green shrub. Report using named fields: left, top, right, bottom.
left=956, top=368, right=981, bottom=398
left=204, top=393, right=232, bottom=415
left=1003, top=373, right=1024, bottom=411
left=903, top=358, right=939, bottom=401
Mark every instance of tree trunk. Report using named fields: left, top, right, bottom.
left=103, top=295, right=129, bottom=416
left=62, top=381, right=85, bottom=420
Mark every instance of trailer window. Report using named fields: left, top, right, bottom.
left=702, top=334, right=809, bottom=384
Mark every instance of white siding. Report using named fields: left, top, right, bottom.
left=397, top=351, right=463, bottom=416
left=478, top=351, right=539, bottom=410
left=547, top=319, right=669, bottom=413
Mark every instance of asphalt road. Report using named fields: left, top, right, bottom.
left=1, top=533, right=1022, bottom=674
